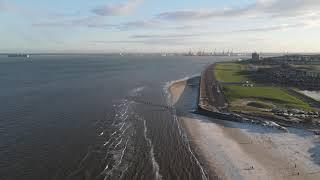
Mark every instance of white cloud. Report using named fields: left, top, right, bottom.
left=234, top=23, right=305, bottom=32
left=119, top=20, right=161, bottom=30
left=92, top=0, right=144, bottom=16
left=156, top=0, right=320, bottom=21
left=0, top=1, right=25, bottom=13
left=93, top=39, right=225, bottom=46
left=256, top=0, right=320, bottom=17
left=32, top=16, right=115, bottom=28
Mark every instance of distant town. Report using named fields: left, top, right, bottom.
left=0, top=51, right=280, bottom=57
left=248, top=53, right=320, bottom=90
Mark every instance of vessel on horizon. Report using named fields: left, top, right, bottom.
left=8, top=54, right=30, bottom=58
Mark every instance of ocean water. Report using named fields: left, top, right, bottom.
left=0, top=54, right=243, bottom=180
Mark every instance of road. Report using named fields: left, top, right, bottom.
left=198, top=64, right=228, bottom=112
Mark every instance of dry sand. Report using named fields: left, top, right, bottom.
left=169, top=79, right=320, bottom=180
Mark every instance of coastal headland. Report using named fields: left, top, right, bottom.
left=169, top=57, right=320, bottom=179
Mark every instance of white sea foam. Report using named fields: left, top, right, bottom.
left=114, top=138, right=123, bottom=149
left=111, top=131, right=117, bottom=136
left=105, top=100, right=131, bottom=148
left=119, top=165, right=129, bottom=179
left=101, top=98, right=135, bottom=179
left=117, top=138, right=129, bottom=166
left=173, top=110, right=208, bottom=180
left=164, top=75, right=208, bottom=180
left=129, top=86, right=145, bottom=97
left=141, top=116, right=162, bottom=180
left=104, top=138, right=130, bottom=180
left=103, top=138, right=113, bottom=146
left=119, top=121, right=126, bottom=131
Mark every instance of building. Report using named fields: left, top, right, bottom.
left=252, top=52, right=260, bottom=61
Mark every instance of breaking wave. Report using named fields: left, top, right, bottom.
left=141, top=115, right=162, bottom=180
left=163, top=76, right=208, bottom=180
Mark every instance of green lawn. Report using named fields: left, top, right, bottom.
left=292, top=65, right=320, bottom=73
left=215, top=63, right=249, bottom=83
left=223, top=85, right=311, bottom=110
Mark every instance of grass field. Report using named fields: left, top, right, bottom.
left=247, top=101, right=273, bottom=109
left=215, top=63, right=249, bottom=83
left=292, top=64, right=320, bottom=72
left=223, top=85, right=311, bottom=110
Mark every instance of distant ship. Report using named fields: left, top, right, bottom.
left=8, top=54, right=30, bottom=58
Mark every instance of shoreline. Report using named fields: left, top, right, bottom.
left=168, top=77, right=320, bottom=180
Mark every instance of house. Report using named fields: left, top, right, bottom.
left=252, top=52, right=260, bottom=61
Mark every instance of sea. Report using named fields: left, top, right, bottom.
left=0, top=54, right=244, bottom=180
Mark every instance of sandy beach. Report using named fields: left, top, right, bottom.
left=169, top=77, right=320, bottom=180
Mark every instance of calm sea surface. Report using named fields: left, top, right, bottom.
left=0, top=55, right=243, bottom=180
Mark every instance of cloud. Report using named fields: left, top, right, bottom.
left=119, top=19, right=161, bottom=30
left=32, top=18, right=197, bottom=31
left=23, top=0, right=320, bottom=37
left=47, top=11, right=82, bottom=18
left=130, top=33, right=200, bottom=39
left=129, top=22, right=312, bottom=40
left=0, top=1, right=26, bottom=14
left=156, top=7, right=254, bottom=21
left=92, top=0, right=144, bottom=16
left=93, top=39, right=224, bottom=46
left=0, top=0, right=81, bottom=18
left=156, top=0, right=320, bottom=21
left=33, top=16, right=115, bottom=28
left=33, top=18, right=162, bottom=30
left=257, top=0, right=320, bottom=17
left=234, top=23, right=305, bottom=32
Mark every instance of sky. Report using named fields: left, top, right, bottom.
left=1, top=0, right=320, bottom=53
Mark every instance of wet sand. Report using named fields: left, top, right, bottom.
left=169, top=78, right=320, bottom=180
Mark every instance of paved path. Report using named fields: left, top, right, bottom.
left=198, top=64, right=227, bottom=112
